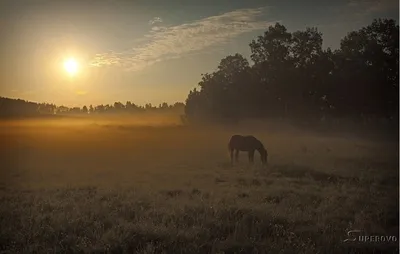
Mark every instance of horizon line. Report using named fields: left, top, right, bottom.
left=0, top=96, right=186, bottom=109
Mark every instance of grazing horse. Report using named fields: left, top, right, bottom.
left=228, top=135, right=268, bottom=165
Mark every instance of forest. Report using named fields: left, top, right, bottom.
left=184, top=18, right=399, bottom=124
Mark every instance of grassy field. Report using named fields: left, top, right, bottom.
left=0, top=116, right=398, bottom=253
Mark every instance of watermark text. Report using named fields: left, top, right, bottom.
left=344, top=230, right=398, bottom=244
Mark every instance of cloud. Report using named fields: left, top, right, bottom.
left=149, top=17, right=163, bottom=25
left=90, top=7, right=274, bottom=71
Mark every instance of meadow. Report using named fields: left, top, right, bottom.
left=0, top=115, right=398, bottom=253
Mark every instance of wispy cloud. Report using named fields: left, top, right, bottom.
left=149, top=17, right=163, bottom=25
left=90, top=7, right=274, bottom=71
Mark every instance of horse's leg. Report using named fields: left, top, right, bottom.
left=229, top=148, right=234, bottom=165
left=235, top=150, right=239, bottom=162
left=248, top=150, right=255, bottom=164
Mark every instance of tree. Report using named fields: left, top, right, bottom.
left=290, top=27, right=332, bottom=118
left=250, top=23, right=292, bottom=66
left=185, top=88, right=207, bottom=122
left=114, top=102, right=124, bottom=110
left=160, top=102, right=169, bottom=109
left=249, top=23, right=294, bottom=117
left=185, top=53, right=252, bottom=121
left=145, top=103, right=153, bottom=110
left=82, top=105, right=88, bottom=114
left=336, top=18, right=399, bottom=117
left=69, top=107, right=81, bottom=114
left=95, top=104, right=105, bottom=114
left=184, top=19, right=399, bottom=123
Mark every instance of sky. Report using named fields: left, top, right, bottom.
left=0, top=0, right=398, bottom=107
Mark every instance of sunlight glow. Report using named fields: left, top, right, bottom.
left=64, top=58, right=79, bottom=76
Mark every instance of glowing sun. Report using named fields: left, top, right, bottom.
left=64, top=58, right=79, bottom=76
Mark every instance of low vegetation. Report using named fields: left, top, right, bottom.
left=0, top=118, right=398, bottom=253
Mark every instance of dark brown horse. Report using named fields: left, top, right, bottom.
left=228, top=135, right=268, bottom=165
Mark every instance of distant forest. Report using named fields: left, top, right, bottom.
left=1, top=18, right=398, bottom=124
left=184, top=18, right=399, bottom=124
left=0, top=97, right=185, bottom=117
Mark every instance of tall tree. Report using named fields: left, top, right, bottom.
left=249, top=23, right=293, bottom=117
left=336, top=18, right=399, bottom=117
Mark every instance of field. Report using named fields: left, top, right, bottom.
left=0, top=116, right=398, bottom=253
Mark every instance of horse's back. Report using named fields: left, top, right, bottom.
left=229, top=134, right=261, bottom=151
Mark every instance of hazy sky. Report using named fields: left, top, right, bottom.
left=0, top=0, right=398, bottom=107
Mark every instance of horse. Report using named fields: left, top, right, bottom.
left=228, top=135, right=268, bottom=165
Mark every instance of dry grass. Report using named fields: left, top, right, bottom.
left=0, top=117, right=398, bottom=253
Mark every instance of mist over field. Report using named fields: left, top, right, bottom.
left=0, top=114, right=398, bottom=253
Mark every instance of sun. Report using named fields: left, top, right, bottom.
left=63, top=58, right=79, bottom=76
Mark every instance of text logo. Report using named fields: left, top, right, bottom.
left=343, top=230, right=398, bottom=244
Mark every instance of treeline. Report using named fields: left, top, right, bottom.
left=0, top=97, right=185, bottom=117
left=184, top=19, right=399, bottom=124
